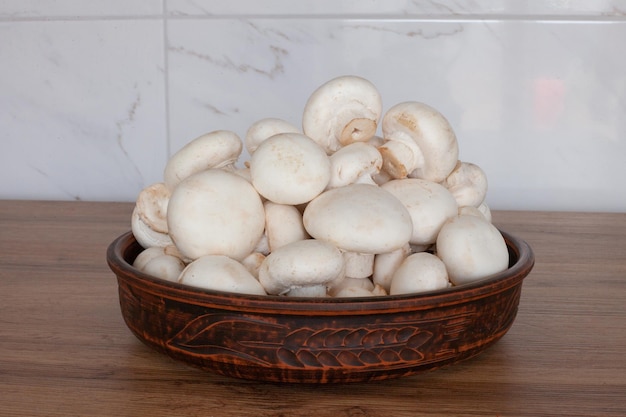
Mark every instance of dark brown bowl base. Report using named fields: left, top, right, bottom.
left=107, top=231, right=534, bottom=384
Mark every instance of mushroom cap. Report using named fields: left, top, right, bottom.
left=258, top=239, right=345, bottom=296
left=381, top=178, right=458, bottom=246
left=133, top=246, right=167, bottom=270
left=135, top=182, right=170, bottom=234
left=327, top=142, right=383, bottom=189
left=443, top=161, right=488, bottom=208
left=164, top=130, right=243, bottom=190
left=302, top=75, right=383, bottom=154
left=131, top=206, right=173, bottom=249
left=380, top=101, right=459, bottom=182
left=167, top=169, right=265, bottom=261
left=389, top=252, right=450, bottom=295
left=250, top=132, right=331, bottom=205
left=303, top=183, right=413, bottom=254
left=436, top=214, right=509, bottom=285
left=142, top=254, right=186, bottom=282
left=245, top=117, right=300, bottom=154
left=178, top=255, right=267, bottom=296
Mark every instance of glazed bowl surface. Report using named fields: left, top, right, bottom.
left=106, top=230, right=534, bottom=384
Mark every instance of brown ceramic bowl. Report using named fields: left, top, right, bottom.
left=107, top=230, right=534, bottom=384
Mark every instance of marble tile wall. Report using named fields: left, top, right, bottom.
left=2, top=1, right=625, bottom=211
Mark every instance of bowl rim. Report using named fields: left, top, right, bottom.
left=107, top=229, right=534, bottom=315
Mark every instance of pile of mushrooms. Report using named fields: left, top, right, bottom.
left=131, top=75, right=509, bottom=298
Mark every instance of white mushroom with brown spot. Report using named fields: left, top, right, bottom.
left=164, top=130, right=243, bottom=190
left=378, top=101, right=459, bottom=181
left=258, top=239, right=345, bottom=297
left=436, top=214, right=509, bottom=286
left=389, top=252, right=451, bottom=295
left=167, top=169, right=265, bottom=262
left=302, top=75, right=383, bottom=154
left=179, top=255, right=267, bottom=295
left=250, top=132, right=331, bottom=205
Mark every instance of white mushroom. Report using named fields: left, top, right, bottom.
left=263, top=201, right=309, bottom=252
left=249, top=132, right=331, bottom=205
left=258, top=239, right=345, bottom=297
left=389, top=252, right=451, bottom=295
left=327, top=142, right=383, bottom=189
left=167, top=169, right=265, bottom=261
left=133, top=246, right=167, bottom=270
left=436, top=214, right=509, bottom=286
left=303, top=183, right=413, bottom=255
left=378, top=101, right=459, bottom=182
left=178, top=255, right=267, bottom=296
left=142, top=254, right=186, bottom=282
left=442, top=161, right=488, bottom=208
left=381, top=178, right=458, bottom=246
left=131, top=206, right=173, bottom=249
left=302, top=75, right=383, bottom=154
left=135, top=182, right=170, bottom=234
left=244, top=117, right=300, bottom=155
left=163, top=130, right=243, bottom=190
left=372, top=242, right=411, bottom=292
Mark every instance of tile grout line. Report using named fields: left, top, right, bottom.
left=2, top=14, right=626, bottom=23
left=163, top=0, right=171, bottom=161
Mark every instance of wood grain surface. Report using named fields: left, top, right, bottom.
left=1, top=200, right=625, bottom=417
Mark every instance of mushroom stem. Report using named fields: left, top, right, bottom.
left=339, top=117, right=378, bottom=146
left=372, top=243, right=411, bottom=292
left=378, top=140, right=419, bottom=179
left=342, top=251, right=375, bottom=279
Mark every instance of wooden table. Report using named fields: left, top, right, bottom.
left=1, top=200, right=625, bottom=416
